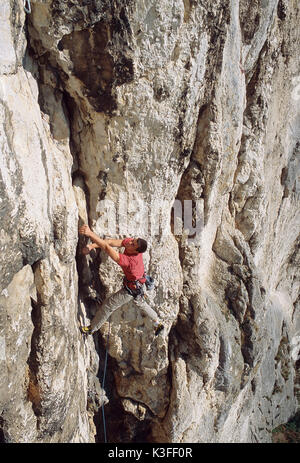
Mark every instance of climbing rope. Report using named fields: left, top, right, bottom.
left=101, top=318, right=111, bottom=443
left=23, top=0, right=31, bottom=14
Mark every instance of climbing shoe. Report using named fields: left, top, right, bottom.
left=80, top=325, right=92, bottom=335
left=155, top=323, right=164, bottom=336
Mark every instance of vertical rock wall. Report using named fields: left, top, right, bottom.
left=0, top=0, right=299, bottom=443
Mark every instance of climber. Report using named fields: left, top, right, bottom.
left=78, top=224, right=164, bottom=336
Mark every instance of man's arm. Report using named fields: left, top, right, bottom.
left=105, top=239, right=123, bottom=247
left=79, top=225, right=120, bottom=263
left=82, top=243, right=99, bottom=255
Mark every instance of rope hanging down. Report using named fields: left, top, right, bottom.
left=101, top=318, right=111, bottom=443
left=24, top=0, right=31, bottom=14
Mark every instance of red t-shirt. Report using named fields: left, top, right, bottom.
left=118, top=238, right=146, bottom=288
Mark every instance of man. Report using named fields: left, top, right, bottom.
left=78, top=224, right=164, bottom=336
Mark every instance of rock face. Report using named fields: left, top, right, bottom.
left=0, top=0, right=299, bottom=443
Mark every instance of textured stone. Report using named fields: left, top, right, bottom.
left=0, top=0, right=299, bottom=443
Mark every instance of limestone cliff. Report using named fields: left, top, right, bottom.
left=0, top=0, right=299, bottom=443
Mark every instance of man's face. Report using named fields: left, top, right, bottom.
left=125, top=238, right=139, bottom=253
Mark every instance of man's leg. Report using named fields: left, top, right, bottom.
left=133, top=296, right=158, bottom=321
left=90, top=287, right=133, bottom=333
left=133, top=296, right=164, bottom=335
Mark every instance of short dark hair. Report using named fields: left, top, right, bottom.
left=137, top=238, right=147, bottom=253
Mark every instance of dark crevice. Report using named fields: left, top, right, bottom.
left=0, top=417, right=5, bottom=443
left=26, top=292, right=43, bottom=422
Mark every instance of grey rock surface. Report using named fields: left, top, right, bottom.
left=0, top=0, right=299, bottom=443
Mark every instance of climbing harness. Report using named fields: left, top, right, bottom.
left=124, top=278, right=145, bottom=298
left=101, top=317, right=110, bottom=443
left=123, top=273, right=146, bottom=298
left=23, top=0, right=31, bottom=13
left=123, top=274, right=155, bottom=298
